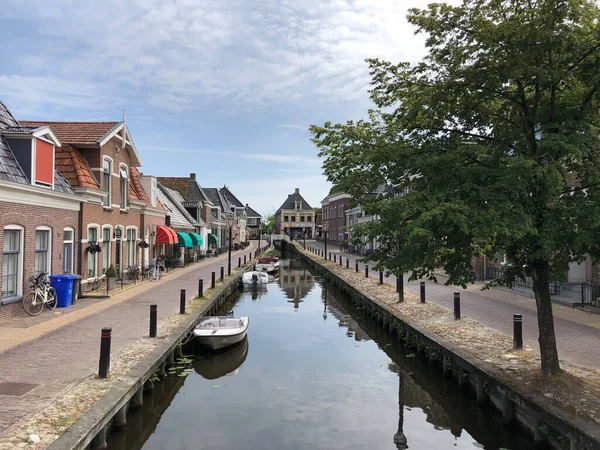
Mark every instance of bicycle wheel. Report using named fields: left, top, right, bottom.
left=47, top=286, right=57, bottom=309
left=148, top=267, right=160, bottom=282
left=23, top=291, right=44, bottom=316
left=82, top=270, right=94, bottom=293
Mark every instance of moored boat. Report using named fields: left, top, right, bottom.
left=193, top=316, right=249, bottom=350
left=241, top=270, right=269, bottom=287
left=254, top=257, right=280, bottom=273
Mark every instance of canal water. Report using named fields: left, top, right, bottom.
left=107, top=255, right=541, bottom=450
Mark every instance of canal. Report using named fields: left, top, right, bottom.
left=106, top=254, right=543, bottom=450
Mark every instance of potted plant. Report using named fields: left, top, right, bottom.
left=87, top=243, right=102, bottom=254
left=105, top=264, right=117, bottom=290
left=138, top=240, right=150, bottom=249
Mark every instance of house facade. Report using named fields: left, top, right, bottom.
left=245, top=205, right=262, bottom=239
left=275, top=188, right=315, bottom=238
left=20, top=119, right=154, bottom=278
left=0, top=102, right=80, bottom=318
left=321, top=192, right=351, bottom=249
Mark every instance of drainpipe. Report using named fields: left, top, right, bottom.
left=77, top=201, right=84, bottom=276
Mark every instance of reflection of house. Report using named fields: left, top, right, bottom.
left=0, top=101, right=80, bottom=318
left=275, top=188, right=315, bottom=238
left=322, top=290, right=370, bottom=341
left=278, top=258, right=315, bottom=309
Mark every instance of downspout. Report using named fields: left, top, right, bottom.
left=77, top=201, right=84, bottom=276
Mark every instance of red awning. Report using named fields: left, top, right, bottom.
left=155, top=225, right=177, bottom=244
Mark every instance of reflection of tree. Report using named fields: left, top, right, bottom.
left=279, top=258, right=315, bottom=308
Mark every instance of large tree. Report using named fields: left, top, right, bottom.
left=311, top=0, right=600, bottom=375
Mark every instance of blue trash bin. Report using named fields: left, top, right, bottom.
left=49, top=274, right=76, bottom=308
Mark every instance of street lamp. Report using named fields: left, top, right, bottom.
left=303, top=229, right=306, bottom=249
left=227, top=215, right=234, bottom=275
left=258, top=222, right=262, bottom=255
left=324, top=223, right=328, bottom=260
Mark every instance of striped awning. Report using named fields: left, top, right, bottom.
left=155, top=226, right=177, bottom=244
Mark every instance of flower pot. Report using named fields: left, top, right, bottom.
left=107, top=276, right=116, bottom=290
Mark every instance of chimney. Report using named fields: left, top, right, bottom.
left=190, top=173, right=196, bottom=181
left=295, top=188, right=300, bottom=195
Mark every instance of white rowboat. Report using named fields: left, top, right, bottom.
left=254, top=257, right=280, bottom=273
left=193, top=316, right=249, bottom=350
left=241, top=271, right=269, bottom=287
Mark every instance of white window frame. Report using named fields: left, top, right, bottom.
left=34, top=226, right=52, bottom=276
left=63, top=227, right=74, bottom=274
left=103, top=157, right=112, bottom=208
left=119, top=164, right=129, bottom=210
left=2, top=225, right=24, bottom=300
left=150, top=178, right=157, bottom=207
left=102, top=226, right=112, bottom=273
left=126, top=226, right=137, bottom=268
left=87, top=225, right=100, bottom=276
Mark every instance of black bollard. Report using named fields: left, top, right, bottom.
left=220, top=266, right=224, bottom=282
left=340, top=256, right=342, bottom=266
left=329, top=252, right=331, bottom=261
left=211, top=271, right=216, bottom=289
left=150, top=305, right=157, bottom=337
left=513, top=314, right=523, bottom=350
left=346, top=258, right=349, bottom=269
left=238, top=257, right=241, bottom=268
left=249, top=251, right=252, bottom=261
left=198, top=279, right=204, bottom=298
left=244, top=255, right=247, bottom=264
left=334, top=254, right=336, bottom=263
left=420, top=281, right=426, bottom=303
left=379, top=271, right=383, bottom=284
left=365, top=265, right=369, bottom=278
left=454, top=292, right=461, bottom=320
left=355, top=262, right=359, bottom=273
left=180, top=289, right=186, bottom=314
left=99, top=327, right=112, bottom=378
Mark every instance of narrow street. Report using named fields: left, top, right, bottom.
left=0, top=243, right=257, bottom=437
left=306, top=240, right=600, bottom=370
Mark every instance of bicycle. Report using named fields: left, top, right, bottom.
left=143, top=259, right=164, bottom=282
left=22, top=272, right=57, bottom=316
left=82, top=269, right=106, bottom=293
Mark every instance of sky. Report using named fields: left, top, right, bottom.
left=0, top=0, right=433, bottom=216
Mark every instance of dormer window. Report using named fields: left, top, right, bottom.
left=119, top=165, right=128, bottom=209
left=295, top=201, right=301, bottom=210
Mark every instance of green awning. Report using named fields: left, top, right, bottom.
left=175, top=231, right=193, bottom=248
left=208, top=234, right=220, bottom=245
left=189, top=232, right=203, bottom=246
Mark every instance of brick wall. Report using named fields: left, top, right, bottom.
left=0, top=201, right=78, bottom=320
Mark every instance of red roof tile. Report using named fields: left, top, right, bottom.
left=55, top=145, right=98, bottom=189
left=19, top=120, right=120, bottom=145
left=157, top=177, right=189, bottom=199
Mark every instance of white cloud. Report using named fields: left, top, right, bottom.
left=1, top=0, right=434, bottom=112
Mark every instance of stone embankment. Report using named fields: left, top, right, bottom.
left=293, top=243, right=600, bottom=450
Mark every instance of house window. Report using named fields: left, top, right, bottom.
left=300, top=216, right=305, bottom=222
left=126, top=228, right=137, bottom=267
left=102, top=227, right=111, bottom=273
left=295, top=201, right=301, bottom=210
left=291, top=216, right=296, bottom=222
left=2, top=226, right=23, bottom=298
left=211, top=207, right=220, bottom=220
left=63, top=228, right=74, bottom=274
left=120, top=165, right=128, bottom=209
left=151, top=179, right=157, bottom=207
left=34, top=228, right=51, bottom=275
left=103, top=158, right=111, bottom=207
left=307, top=216, right=312, bottom=222
left=87, top=227, right=99, bottom=275
left=284, top=215, right=288, bottom=222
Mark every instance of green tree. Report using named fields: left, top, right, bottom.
left=263, top=213, right=275, bottom=234
left=311, top=0, right=600, bottom=375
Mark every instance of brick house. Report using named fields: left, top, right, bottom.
left=219, top=185, right=249, bottom=244
left=20, top=119, right=163, bottom=279
left=275, top=188, right=315, bottom=238
left=245, top=205, right=262, bottom=239
left=321, top=192, right=351, bottom=249
left=0, top=102, right=80, bottom=318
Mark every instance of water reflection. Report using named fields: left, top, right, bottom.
left=106, top=256, right=540, bottom=450
left=193, top=338, right=248, bottom=380
left=279, top=258, right=314, bottom=310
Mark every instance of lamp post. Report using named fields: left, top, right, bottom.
left=227, top=215, right=234, bottom=275
left=324, top=223, right=328, bottom=260
left=258, top=222, right=262, bottom=254
left=303, top=229, right=306, bottom=249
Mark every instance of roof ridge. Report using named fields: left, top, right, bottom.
left=20, top=120, right=121, bottom=124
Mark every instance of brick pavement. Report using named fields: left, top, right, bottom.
left=0, top=244, right=258, bottom=436
left=306, top=240, right=600, bottom=370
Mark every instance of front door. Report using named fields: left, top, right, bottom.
left=115, top=240, right=121, bottom=277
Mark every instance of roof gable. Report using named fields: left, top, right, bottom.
left=245, top=205, right=262, bottom=218
left=220, top=186, right=244, bottom=208
left=277, top=189, right=313, bottom=212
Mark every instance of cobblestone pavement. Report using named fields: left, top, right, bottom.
left=307, top=240, right=600, bottom=370
left=0, top=244, right=258, bottom=436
